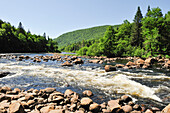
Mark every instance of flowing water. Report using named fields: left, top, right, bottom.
left=0, top=53, right=169, bottom=109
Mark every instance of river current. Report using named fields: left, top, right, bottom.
left=0, top=53, right=169, bottom=109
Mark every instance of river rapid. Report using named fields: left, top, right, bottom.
left=0, top=53, right=169, bottom=109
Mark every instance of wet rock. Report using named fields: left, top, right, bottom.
left=105, top=65, right=116, bottom=72
left=33, top=58, right=41, bottom=62
left=145, top=58, right=157, bottom=64
left=135, top=59, right=145, bottom=67
left=80, top=97, right=93, bottom=106
left=0, top=72, right=10, bottom=78
left=82, top=90, right=93, bottom=97
left=122, top=105, right=132, bottom=113
left=115, top=64, right=125, bottom=68
left=73, top=58, right=84, bottom=64
left=9, top=101, right=25, bottom=113
left=120, top=95, right=132, bottom=103
left=161, top=104, right=170, bottom=113
left=89, top=103, right=100, bottom=112
left=107, top=99, right=121, bottom=112
left=89, top=60, right=100, bottom=63
left=44, top=88, right=56, bottom=93
left=61, top=61, right=73, bottom=66
left=126, top=61, right=136, bottom=67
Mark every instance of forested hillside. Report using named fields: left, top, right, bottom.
left=54, top=25, right=119, bottom=49
left=0, top=20, right=59, bottom=53
left=61, top=6, right=170, bottom=58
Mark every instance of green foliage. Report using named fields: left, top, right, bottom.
left=99, top=26, right=116, bottom=57
left=77, top=46, right=88, bottom=56
left=0, top=20, right=60, bottom=53
left=54, top=25, right=120, bottom=49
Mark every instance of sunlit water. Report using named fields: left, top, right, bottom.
left=0, top=53, right=169, bottom=109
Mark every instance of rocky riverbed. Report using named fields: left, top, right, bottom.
left=0, top=86, right=169, bottom=113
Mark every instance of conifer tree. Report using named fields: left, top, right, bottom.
left=146, top=5, right=151, bottom=17
left=131, top=6, right=143, bottom=48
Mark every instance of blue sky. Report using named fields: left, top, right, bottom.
left=0, top=0, right=169, bottom=38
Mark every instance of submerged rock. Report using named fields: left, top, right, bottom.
left=105, top=65, right=116, bottom=72
left=61, top=61, right=73, bottom=66
left=0, top=72, right=10, bottom=78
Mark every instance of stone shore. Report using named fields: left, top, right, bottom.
left=0, top=87, right=169, bottom=113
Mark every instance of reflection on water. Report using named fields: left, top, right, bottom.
left=0, top=53, right=169, bottom=109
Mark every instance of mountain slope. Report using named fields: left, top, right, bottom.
left=54, top=25, right=119, bottom=49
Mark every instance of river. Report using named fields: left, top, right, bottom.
left=0, top=53, right=169, bottom=109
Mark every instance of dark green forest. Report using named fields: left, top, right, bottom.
left=54, top=25, right=120, bottom=49
left=59, top=6, right=170, bottom=58
left=0, top=20, right=59, bottom=53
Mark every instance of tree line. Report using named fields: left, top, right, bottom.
left=54, top=25, right=120, bottom=49
left=62, top=6, right=170, bottom=58
left=0, top=20, right=60, bottom=53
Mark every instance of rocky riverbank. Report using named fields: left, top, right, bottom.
left=0, top=87, right=169, bottom=113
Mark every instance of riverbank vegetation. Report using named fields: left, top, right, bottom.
left=60, top=6, right=170, bottom=58
left=0, top=21, right=60, bottom=53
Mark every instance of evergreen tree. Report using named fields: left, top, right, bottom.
left=146, top=5, right=151, bottom=17
left=100, top=26, right=116, bottom=57
left=17, top=22, right=25, bottom=34
left=131, top=6, right=143, bottom=48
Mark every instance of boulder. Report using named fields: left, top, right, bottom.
left=133, top=104, right=142, bottom=111
left=135, top=59, right=145, bottom=67
left=126, top=61, right=136, bottom=67
left=9, top=101, right=25, bottom=113
left=120, top=95, right=132, bottom=103
left=80, top=97, right=93, bottom=106
left=89, top=103, right=100, bottom=112
left=40, top=106, right=55, bottom=113
left=71, top=56, right=78, bottom=60
left=82, top=90, right=93, bottom=97
left=105, top=65, right=116, bottom=72
left=61, top=61, right=73, bottom=66
left=73, top=58, right=84, bottom=64
left=107, top=99, right=121, bottom=112
left=115, top=64, right=125, bottom=68
left=44, top=88, right=56, bottom=93
left=64, top=89, right=74, bottom=97
left=122, top=105, right=133, bottom=113
left=89, top=60, right=100, bottom=64
left=145, top=58, right=157, bottom=64
left=161, top=104, right=170, bottom=113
